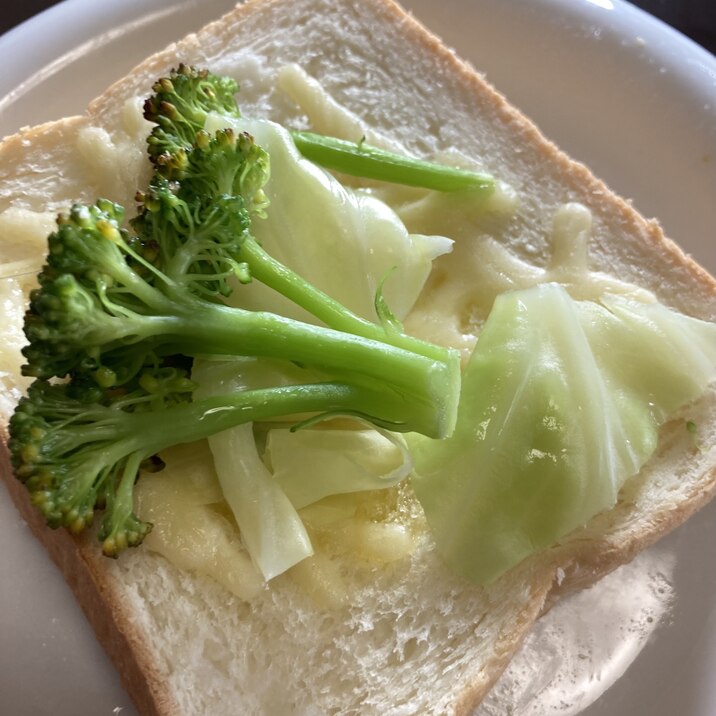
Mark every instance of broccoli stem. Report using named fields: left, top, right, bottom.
left=138, top=303, right=458, bottom=438
left=105, top=381, right=438, bottom=457
left=238, top=237, right=452, bottom=363
left=100, top=451, right=145, bottom=552
left=290, top=130, right=495, bottom=193
left=13, top=378, right=444, bottom=554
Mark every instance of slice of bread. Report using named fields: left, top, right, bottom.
left=1, top=0, right=715, bottom=714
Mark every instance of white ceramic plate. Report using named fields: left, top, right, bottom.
left=1, top=1, right=715, bottom=714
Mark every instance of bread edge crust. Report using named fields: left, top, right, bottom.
left=0, top=429, right=179, bottom=716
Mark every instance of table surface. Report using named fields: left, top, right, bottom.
left=1, top=0, right=716, bottom=54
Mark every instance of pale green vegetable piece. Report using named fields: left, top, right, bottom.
left=193, top=358, right=314, bottom=581
left=205, top=113, right=453, bottom=323
left=203, top=423, right=313, bottom=581
left=582, top=294, right=716, bottom=422
left=266, top=427, right=412, bottom=510
left=410, top=283, right=716, bottom=585
left=192, top=357, right=416, bottom=578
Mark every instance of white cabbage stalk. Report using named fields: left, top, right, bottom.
left=193, top=358, right=313, bottom=581
left=204, top=423, right=313, bottom=581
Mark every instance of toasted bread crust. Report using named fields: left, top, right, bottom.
left=0, top=432, right=178, bottom=716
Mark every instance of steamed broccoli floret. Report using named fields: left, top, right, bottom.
left=9, top=369, right=413, bottom=557
left=11, top=64, right=468, bottom=558
left=143, top=64, right=240, bottom=163
left=132, top=126, right=268, bottom=298
left=143, top=63, right=494, bottom=194
left=21, top=195, right=458, bottom=437
left=9, top=364, right=193, bottom=555
left=22, top=201, right=161, bottom=383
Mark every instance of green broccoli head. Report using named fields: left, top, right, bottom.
left=9, top=365, right=195, bottom=556
left=185, top=128, right=270, bottom=215
left=45, top=200, right=127, bottom=275
left=132, top=127, right=270, bottom=297
left=144, top=64, right=240, bottom=164
left=9, top=379, right=151, bottom=552
left=9, top=367, right=408, bottom=558
left=21, top=201, right=167, bottom=382
left=145, top=128, right=269, bottom=214
left=21, top=189, right=252, bottom=382
left=132, top=174, right=252, bottom=298
left=10, top=380, right=103, bottom=534
left=23, top=272, right=137, bottom=380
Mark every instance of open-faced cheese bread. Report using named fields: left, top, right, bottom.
left=1, top=1, right=715, bottom=714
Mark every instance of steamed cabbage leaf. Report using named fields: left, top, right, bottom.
left=192, top=358, right=314, bottom=581
left=266, top=427, right=412, bottom=510
left=205, top=113, right=452, bottom=323
left=410, top=284, right=716, bottom=584
left=194, top=359, right=414, bottom=581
